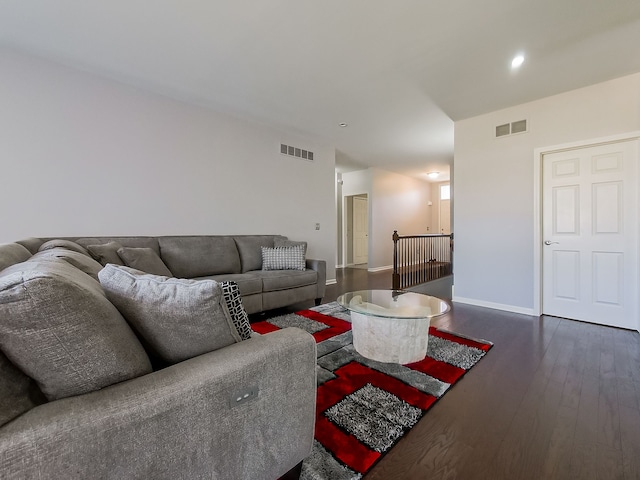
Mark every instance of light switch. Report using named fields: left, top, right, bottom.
left=315, top=223, right=320, bottom=230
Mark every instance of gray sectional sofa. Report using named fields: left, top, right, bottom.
left=0, top=235, right=321, bottom=479
left=16, top=234, right=327, bottom=315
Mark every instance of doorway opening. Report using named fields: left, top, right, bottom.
left=345, top=194, right=369, bottom=267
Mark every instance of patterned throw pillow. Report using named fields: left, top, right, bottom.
left=220, top=281, right=252, bottom=340
left=261, top=245, right=306, bottom=271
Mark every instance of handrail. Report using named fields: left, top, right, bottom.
left=392, top=231, right=453, bottom=290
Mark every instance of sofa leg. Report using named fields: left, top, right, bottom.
left=314, top=298, right=322, bottom=306
left=279, top=461, right=303, bottom=480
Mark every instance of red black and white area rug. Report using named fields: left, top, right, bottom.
left=252, top=302, right=493, bottom=480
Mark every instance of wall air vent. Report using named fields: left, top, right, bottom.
left=495, top=119, right=528, bottom=138
left=280, top=143, right=314, bottom=161
left=511, top=119, right=527, bottom=134
left=496, top=123, right=511, bottom=137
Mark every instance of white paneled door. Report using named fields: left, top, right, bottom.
left=353, top=196, right=369, bottom=264
left=440, top=199, right=451, bottom=234
left=542, top=140, right=639, bottom=329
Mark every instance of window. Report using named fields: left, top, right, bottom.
left=440, top=184, right=450, bottom=200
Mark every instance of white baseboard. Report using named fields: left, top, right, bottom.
left=367, top=265, right=393, bottom=272
left=452, top=296, right=536, bottom=316
left=326, top=279, right=337, bottom=286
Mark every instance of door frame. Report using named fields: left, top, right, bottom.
left=532, top=131, right=640, bottom=320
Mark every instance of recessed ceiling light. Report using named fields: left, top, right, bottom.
left=511, top=54, right=525, bottom=69
left=427, top=172, right=439, bottom=179
left=338, top=123, right=348, bottom=127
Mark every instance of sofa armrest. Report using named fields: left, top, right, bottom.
left=306, top=258, right=326, bottom=300
left=0, top=328, right=317, bottom=480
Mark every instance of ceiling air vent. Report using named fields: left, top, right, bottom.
left=280, top=143, right=314, bottom=161
left=495, top=119, right=528, bottom=138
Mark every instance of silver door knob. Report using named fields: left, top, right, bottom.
left=544, top=240, right=559, bottom=245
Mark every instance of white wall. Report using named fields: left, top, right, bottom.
left=341, top=168, right=431, bottom=270
left=0, top=48, right=337, bottom=281
left=454, top=72, right=640, bottom=312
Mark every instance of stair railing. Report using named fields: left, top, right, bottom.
left=392, top=231, right=453, bottom=290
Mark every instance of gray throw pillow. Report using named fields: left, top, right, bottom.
left=261, top=245, right=306, bottom=271
left=220, top=281, right=252, bottom=340
left=87, top=241, right=125, bottom=266
left=98, top=265, right=242, bottom=364
left=38, top=239, right=91, bottom=257
left=117, top=247, right=173, bottom=277
left=0, top=260, right=152, bottom=401
left=0, top=351, right=46, bottom=427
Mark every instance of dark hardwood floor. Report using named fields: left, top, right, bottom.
left=261, top=267, right=640, bottom=479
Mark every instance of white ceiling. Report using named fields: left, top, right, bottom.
left=2, top=1, right=640, bottom=182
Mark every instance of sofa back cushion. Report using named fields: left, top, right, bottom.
left=234, top=236, right=279, bottom=273
left=99, top=265, right=242, bottom=364
left=0, top=352, right=46, bottom=427
left=158, top=236, right=241, bottom=277
left=75, top=237, right=160, bottom=255
left=30, top=248, right=104, bottom=280
left=0, top=243, right=32, bottom=272
left=274, top=237, right=308, bottom=255
left=0, top=259, right=152, bottom=400
left=38, top=239, right=91, bottom=257
left=15, top=237, right=44, bottom=254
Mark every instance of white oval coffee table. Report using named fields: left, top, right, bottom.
left=337, top=290, right=450, bottom=364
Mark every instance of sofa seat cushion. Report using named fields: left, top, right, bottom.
left=254, top=269, right=318, bottom=293
left=0, top=352, right=46, bottom=427
left=199, top=273, right=262, bottom=296
left=159, top=236, right=241, bottom=278
left=0, top=260, right=152, bottom=401
left=99, top=265, right=243, bottom=365
left=0, top=243, right=32, bottom=272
